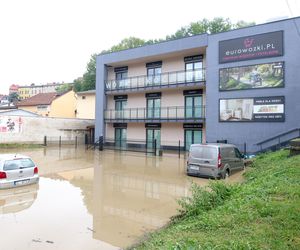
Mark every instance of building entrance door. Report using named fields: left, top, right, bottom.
left=185, top=129, right=202, bottom=151
left=115, top=128, right=127, bottom=149
left=146, top=129, right=161, bottom=153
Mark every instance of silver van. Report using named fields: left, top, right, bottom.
left=187, top=143, right=245, bottom=179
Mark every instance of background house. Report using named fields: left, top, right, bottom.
left=17, top=90, right=76, bottom=118
left=75, top=90, right=95, bottom=119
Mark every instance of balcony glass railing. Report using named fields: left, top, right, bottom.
left=105, top=69, right=205, bottom=91
left=104, top=106, right=205, bottom=121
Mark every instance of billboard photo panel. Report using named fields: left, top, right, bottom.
left=219, top=62, right=284, bottom=91
left=219, top=96, right=285, bottom=122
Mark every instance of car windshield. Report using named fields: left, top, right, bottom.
left=3, top=158, right=35, bottom=171
left=190, top=146, right=217, bottom=159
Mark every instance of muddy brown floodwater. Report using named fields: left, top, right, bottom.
left=0, top=146, right=245, bottom=249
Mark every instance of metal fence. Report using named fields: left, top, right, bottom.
left=104, top=106, right=205, bottom=121
left=43, top=135, right=85, bottom=148
left=105, top=68, right=206, bottom=91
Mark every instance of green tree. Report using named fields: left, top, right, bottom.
left=81, top=53, right=97, bottom=91
left=8, top=92, right=19, bottom=103
left=73, top=77, right=83, bottom=92
left=234, top=20, right=256, bottom=29
left=55, top=83, right=72, bottom=93
left=102, top=37, right=146, bottom=53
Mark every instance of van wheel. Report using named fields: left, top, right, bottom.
left=223, top=169, right=230, bottom=179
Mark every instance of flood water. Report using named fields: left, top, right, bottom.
left=0, top=146, right=244, bottom=249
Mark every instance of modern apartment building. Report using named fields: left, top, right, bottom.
left=16, top=83, right=69, bottom=100
left=95, top=17, right=300, bottom=153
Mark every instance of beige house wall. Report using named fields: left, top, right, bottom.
left=50, top=90, right=76, bottom=118
left=127, top=123, right=145, bottom=140
left=19, top=105, right=50, bottom=116
left=76, top=93, right=95, bottom=119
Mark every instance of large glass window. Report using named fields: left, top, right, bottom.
left=115, top=128, right=127, bottom=149
left=116, top=71, right=128, bottom=88
left=147, top=98, right=161, bottom=119
left=185, top=130, right=202, bottom=151
left=115, top=100, right=127, bottom=119
left=147, top=67, right=161, bottom=86
left=185, top=61, right=203, bottom=82
left=185, top=95, right=203, bottom=119
left=146, top=129, right=161, bottom=153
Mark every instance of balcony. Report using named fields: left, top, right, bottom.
left=105, top=69, right=205, bottom=93
left=104, top=106, right=205, bottom=123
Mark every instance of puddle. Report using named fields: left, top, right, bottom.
left=0, top=146, right=245, bottom=249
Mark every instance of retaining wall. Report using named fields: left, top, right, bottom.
left=0, top=115, right=94, bottom=144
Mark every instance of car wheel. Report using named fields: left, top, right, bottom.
left=222, top=169, right=230, bottom=179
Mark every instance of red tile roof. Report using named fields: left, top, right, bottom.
left=17, top=92, right=59, bottom=106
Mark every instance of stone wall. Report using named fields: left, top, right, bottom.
left=0, top=115, right=94, bottom=144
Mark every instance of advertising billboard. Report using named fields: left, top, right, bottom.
left=219, top=96, right=285, bottom=122
left=219, top=62, right=284, bottom=91
left=219, top=31, right=283, bottom=63
left=0, top=116, right=23, bottom=133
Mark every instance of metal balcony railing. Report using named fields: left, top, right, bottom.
left=104, top=106, right=205, bottom=121
left=105, top=69, right=205, bottom=92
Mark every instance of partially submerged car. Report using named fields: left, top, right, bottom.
left=0, top=154, right=39, bottom=189
left=187, top=143, right=245, bottom=179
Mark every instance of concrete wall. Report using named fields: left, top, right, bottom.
left=0, top=115, right=94, bottom=144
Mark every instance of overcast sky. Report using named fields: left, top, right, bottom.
left=0, top=0, right=299, bottom=94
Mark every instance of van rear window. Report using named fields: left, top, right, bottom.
left=190, top=146, right=217, bottom=159
left=3, top=159, right=35, bottom=171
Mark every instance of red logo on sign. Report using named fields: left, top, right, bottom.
left=244, top=38, right=254, bottom=48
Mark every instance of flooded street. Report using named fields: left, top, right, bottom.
left=0, top=146, right=244, bottom=249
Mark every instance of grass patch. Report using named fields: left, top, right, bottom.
left=131, top=150, right=300, bottom=250
left=0, top=143, right=43, bottom=149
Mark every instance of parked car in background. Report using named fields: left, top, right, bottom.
left=0, top=154, right=39, bottom=189
left=187, top=143, right=245, bottom=179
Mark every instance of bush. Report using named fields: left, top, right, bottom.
left=177, top=181, right=235, bottom=218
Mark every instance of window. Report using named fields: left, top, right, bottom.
left=115, top=99, right=127, bottom=119
left=234, top=148, right=243, bottom=158
left=185, top=130, right=202, bottom=151
left=147, top=98, right=161, bottom=119
left=116, top=71, right=128, bottom=88
left=4, top=158, right=35, bottom=171
left=185, top=60, right=203, bottom=82
left=115, top=128, right=127, bottom=149
left=185, top=95, right=202, bottom=119
left=37, top=105, right=48, bottom=111
left=147, top=67, right=161, bottom=86
left=146, top=128, right=161, bottom=152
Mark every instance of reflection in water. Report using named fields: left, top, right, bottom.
left=0, top=184, right=39, bottom=214
left=0, top=146, right=244, bottom=249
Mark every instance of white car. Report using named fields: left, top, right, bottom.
left=0, top=154, right=39, bottom=189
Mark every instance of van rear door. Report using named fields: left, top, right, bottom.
left=189, top=145, right=218, bottom=169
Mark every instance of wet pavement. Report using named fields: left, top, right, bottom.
left=0, top=146, right=245, bottom=249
